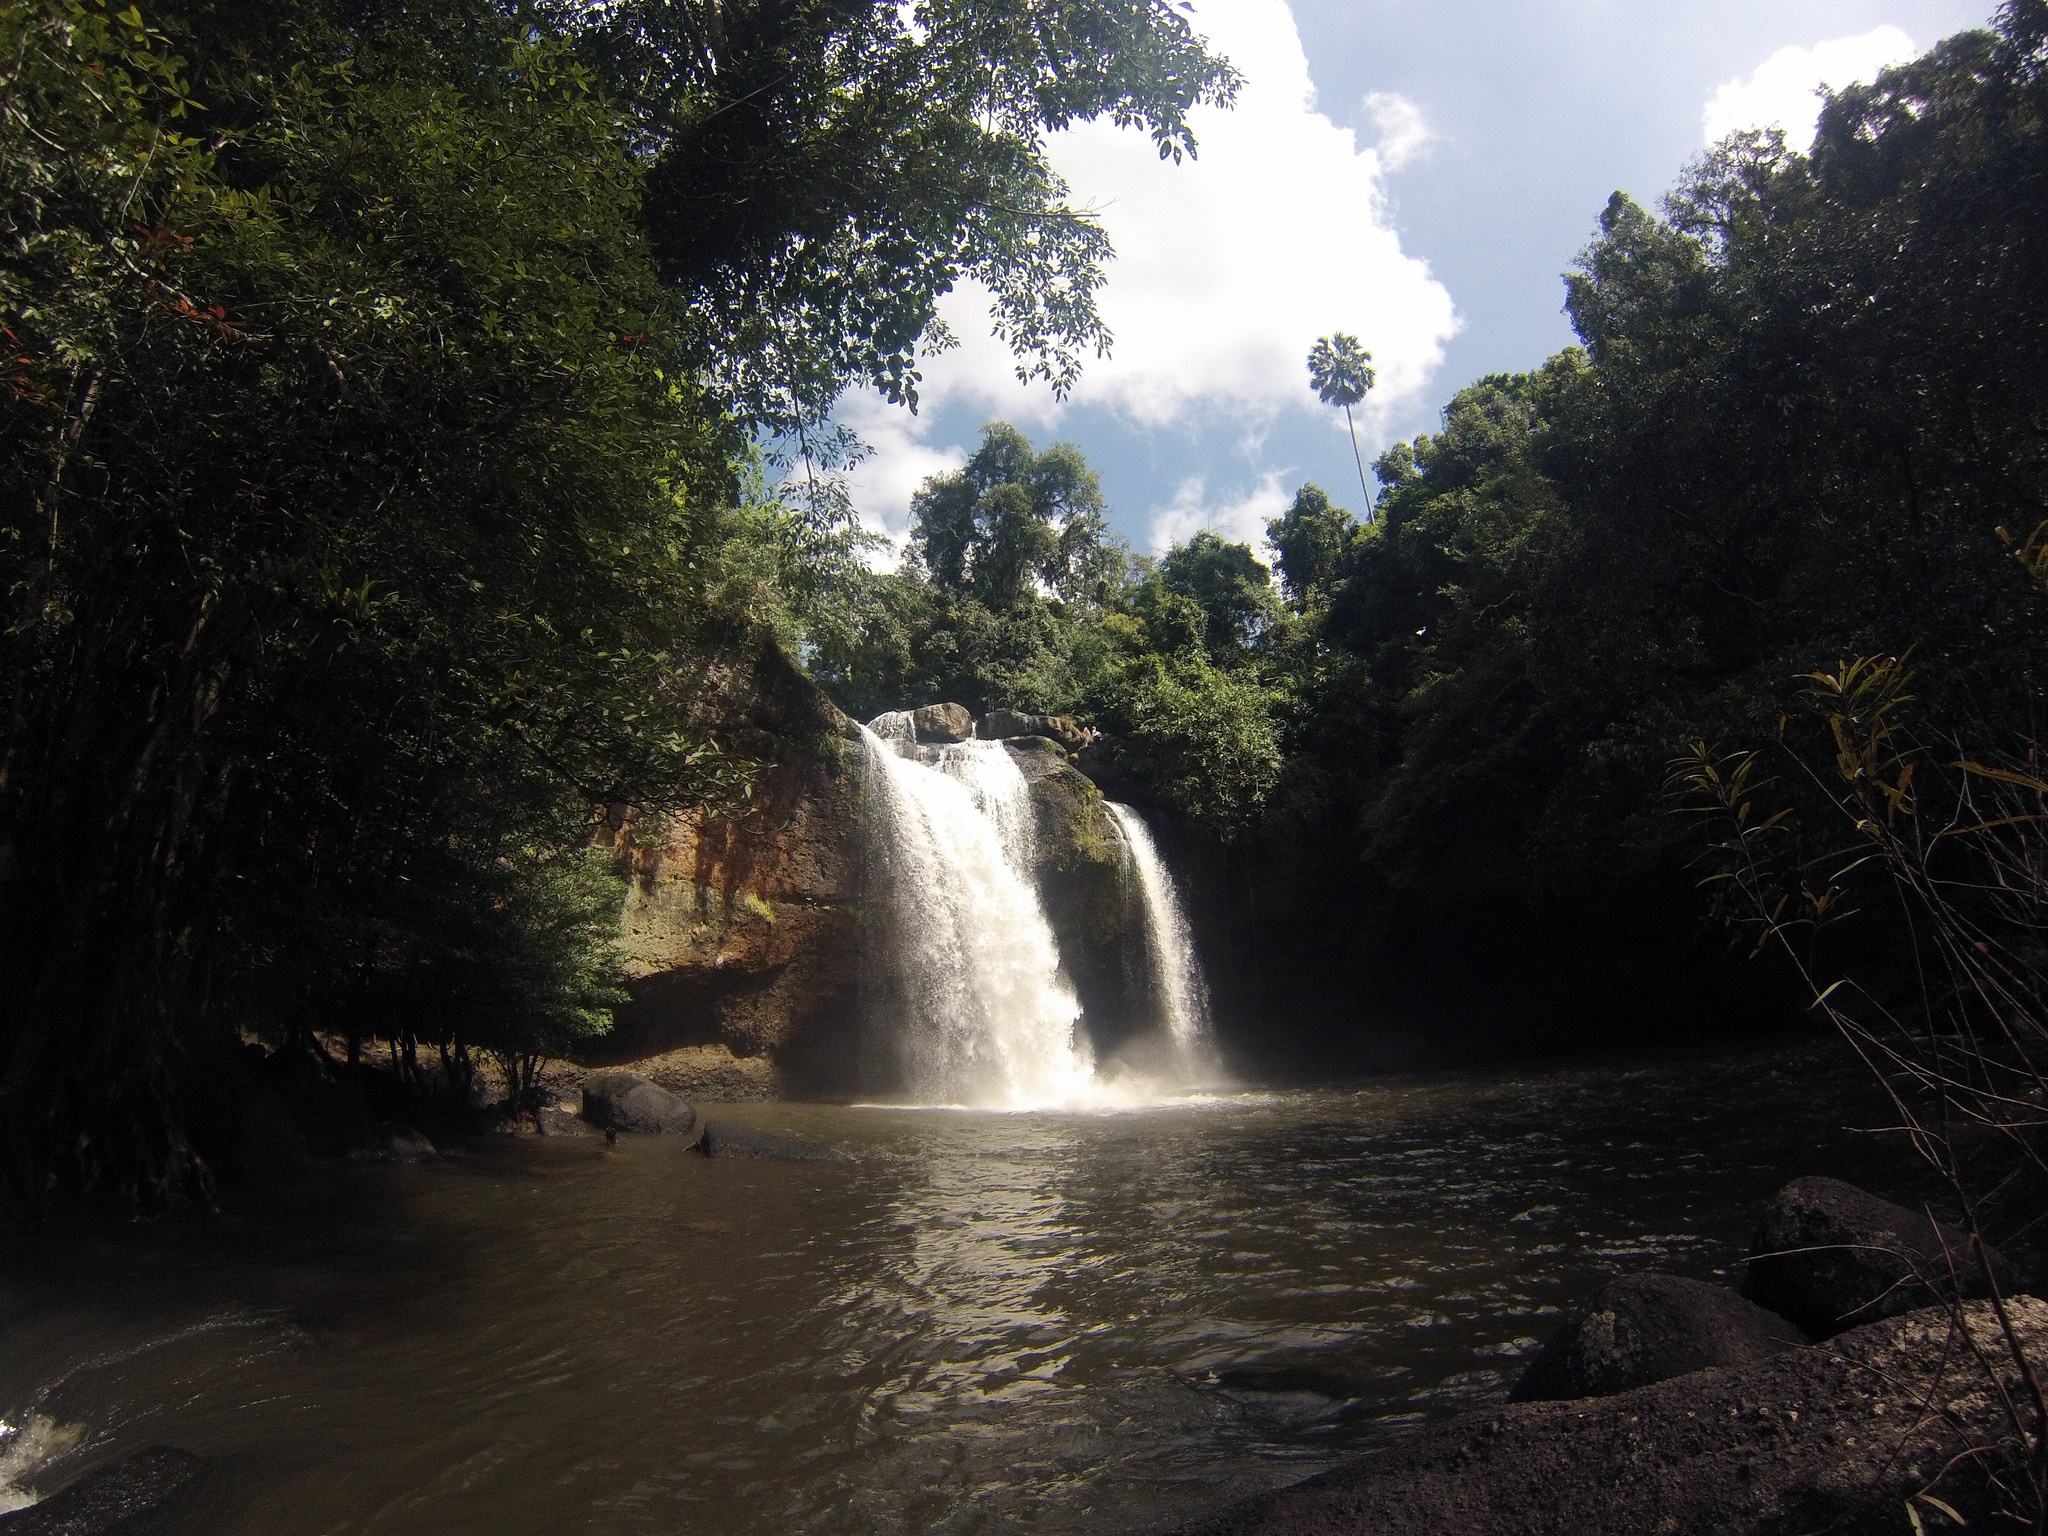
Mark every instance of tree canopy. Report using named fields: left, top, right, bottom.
left=576, top=0, right=1239, bottom=433
left=0, top=0, right=1238, bottom=1214
left=806, top=1, right=2048, bottom=1068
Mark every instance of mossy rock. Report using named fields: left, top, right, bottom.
left=1006, top=740, right=1148, bottom=1054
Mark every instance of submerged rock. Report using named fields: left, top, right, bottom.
left=911, top=702, right=974, bottom=743
left=1509, top=1273, right=1807, bottom=1401
left=1216, top=1361, right=1375, bottom=1399
left=697, top=1120, right=853, bottom=1163
left=0, top=1446, right=204, bottom=1534
left=236, top=1088, right=310, bottom=1180
left=1742, top=1175, right=2017, bottom=1338
left=1167, top=1297, right=2048, bottom=1536
left=581, top=1072, right=696, bottom=1135
left=536, top=1107, right=596, bottom=1138
left=344, top=1121, right=438, bottom=1163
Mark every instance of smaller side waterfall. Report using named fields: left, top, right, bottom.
left=1105, top=802, right=1217, bottom=1086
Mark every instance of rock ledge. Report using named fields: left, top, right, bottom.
left=1163, top=1297, right=2048, bottom=1536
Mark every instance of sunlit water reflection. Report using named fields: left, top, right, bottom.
left=0, top=1039, right=1925, bottom=1533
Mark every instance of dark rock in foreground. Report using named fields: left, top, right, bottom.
left=1510, top=1273, right=1807, bottom=1402
left=912, top=702, right=974, bottom=742
left=698, top=1121, right=852, bottom=1163
left=0, top=1446, right=204, bottom=1535
left=581, top=1071, right=696, bottom=1135
left=1742, top=1175, right=2016, bottom=1338
left=1162, top=1297, right=2048, bottom=1536
left=343, top=1121, right=437, bottom=1163
left=235, top=1088, right=310, bottom=1180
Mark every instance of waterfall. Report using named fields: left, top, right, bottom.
left=860, top=716, right=1097, bottom=1107
left=1104, top=802, right=1218, bottom=1085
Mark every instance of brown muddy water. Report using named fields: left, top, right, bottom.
left=0, top=1039, right=1924, bottom=1534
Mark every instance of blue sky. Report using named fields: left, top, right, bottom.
left=837, top=0, right=1993, bottom=561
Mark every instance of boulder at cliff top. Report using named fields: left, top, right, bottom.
left=1509, top=1273, right=1807, bottom=1402
left=698, top=1120, right=853, bottom=1163
left=912, top=702, right=975, bottom=742
left=581, top=1071, right=696, bottom=1135
left=0, top=1447, right=206, bottom=1535
left=1167, top=1297, right=2048, bottom=1536
left=1742, top=1175, right=2017, bottom=1339
left=981, top=709, right=1092, bottom=753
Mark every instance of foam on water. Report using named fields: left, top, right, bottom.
left=0, top=1413, right=82, bottom=1513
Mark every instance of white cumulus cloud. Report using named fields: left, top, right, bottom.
left=1702, top=26, right=1917, bottom=152
left=1148, top=472, right=1292, bottom=558
left=837, top=390, right=966, bottom=556
left=839, top=0, right=1458, bottom=543
left=1363, top=90, right=1434, bottom=172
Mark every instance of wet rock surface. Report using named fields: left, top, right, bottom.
left=1742, top=1175, right=2017, bottom=1338
left=580, top=1071, right=696, bottom=1135
left=595, top=629, right=861, bottom=1094
left=698, top=1120, right=853, bottom=1163
left=911, top=703, right=974, bottom=742
left=343, top=1121, right=437, bottom=1163
left=234, top=1089, right=309, bottom=1180
left=1163, top=1297, right=2048, bottom=1536
left=0, top=1447, right=205, bottom=1535
left=1509, top=1273, right=1808, bottom=1402
left=981, top=709, right=1093, bottom=752
left=1008, top=739, right=1148, bottom=1057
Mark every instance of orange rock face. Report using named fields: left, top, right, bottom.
left=589, top=632, right=864, bottom=1095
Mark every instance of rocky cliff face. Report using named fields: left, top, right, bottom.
left=592, top=656, right=1147, bottom=1096
left=1002, top=737, right=1148, bottom=1064
left=590, top=629, right=864, bottom=1096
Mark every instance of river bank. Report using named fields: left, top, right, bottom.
left=1166, top=1294, right=2048, bottom=1536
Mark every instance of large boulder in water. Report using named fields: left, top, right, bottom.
left=594, top=627, right=863, bottom=1095
left=236, top=1087, right=310, bottom=1180
left=344, top=1121, right=438, bottom=1163
left=1509, top=1273, right=1807, bottom=1401
left=912, top=702, right=974, bottom=742
left=0, top=1446, right=206, bottom=1534
left=581, top=1071, right=697, bottom=1134
left=1741, top=1175, right=2017, bottom=1338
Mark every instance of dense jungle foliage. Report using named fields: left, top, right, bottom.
left=0, top=0, right=1233, bottom=1213
left=9, top=0, right=2048, bottom=1213
left=804, top=3, right=2048, bottom=1071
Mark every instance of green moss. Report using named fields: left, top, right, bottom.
left=1028, top=763, right=1116, bottom=874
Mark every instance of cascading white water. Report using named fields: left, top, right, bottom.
left=1104, top=802, right=1218, bottom=1086
left=860, top=715, right=1097, bottom=1107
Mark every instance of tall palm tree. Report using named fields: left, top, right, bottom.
left=1307, top=333, right=1375, bottom=518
